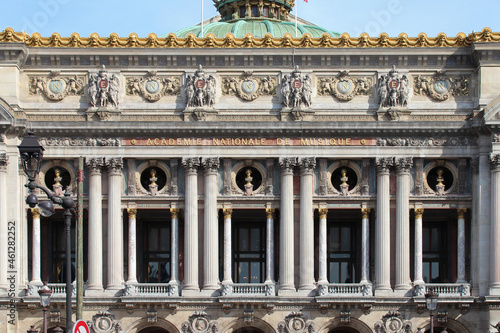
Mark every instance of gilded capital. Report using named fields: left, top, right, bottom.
left=170, top=208, right=180, bottom=219
left=318, top=208, right=328, bottom=219
left=414, top=208, right=424, bottom=219
left=31, top=208, right=40, bottom=219
left=361, top=208, right=371, bottom=219
left=223, top=208, right=233, bottom=219
left=127, top=208, right=137, bottom=218
left=457, top=208, right=467, bottom=219
left=266, top=208, right=275, bottom=219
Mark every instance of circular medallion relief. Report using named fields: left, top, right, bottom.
left=241, top=80, right=257, bottom=94
left=292, top=80, right=302, bottom=89
left=192, top=317, right=209, bottom=333
left=385, top=317, right=403, bottom=333
left=98, top=79, right=109, bottom=89
left=195, top=79, right=206, bottom=89
left=288, top=318, right=305, bottom=332
left=433, top=80, right=451, bottom=94
left=145, top=80, right=160, bottom=94
left=388, top=79, right=399, bottom=89
left=337, top=79, right=354, bottom=94
left=48, top=80, right=65, bottom=94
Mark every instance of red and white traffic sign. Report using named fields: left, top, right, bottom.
left=72, top=320, right=90, bottom=333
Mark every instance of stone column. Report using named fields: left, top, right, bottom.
left=479, top=151, right=491, bottom=296
left=126, top=208, right=137, bottom=284
left=470, top=158, right=479, bottom=296
left=182, top=157, right=200, bottom=294
left=30, top=208, right=42, bottom=285
left=375, top=157, right=393, bottom=294
left=86, top=157, right=104, bottom=292
left=279, top=157, right=296, bottom=294
left=299, top=157, right=316, bottom=293
left=265, top=208, right=275, bottom=284
left=202, top=157, right=220, bottom=293
left=395, top=157, right=412, bottom=294
left=414, top=208, right=425, bottom=287
left=360, top=208, right=371, bottom=284
left=457, top=208, right=467, bottom=283
left=0, top=154, right=8, bottom=293
left=106, top=158, right=124, bottom=291
left=170, top=208, right=180, bottom=295
left=222, top=208, right=233, bottom=285
left=490, top=154, right=500, bottom=294
left=318, top=208, right=328, bottom=284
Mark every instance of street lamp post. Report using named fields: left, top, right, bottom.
left=18, top=132, right=74, bottom=333
left=425, top=289, right=439, bottom=333
left=39, top=284, right=52, bottom=333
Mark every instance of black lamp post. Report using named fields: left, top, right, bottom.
left=27, top=325, right=38, bottom=333
left=18, top=132, right=74, bottom=333
left=425, top=289, right=439, bottom=333
left=38, top=283, right=52, bottom=333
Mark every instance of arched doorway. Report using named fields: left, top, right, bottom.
left=329, top=328, right=360, bottom=333
left=234, top=328, right=265, bottom=333
left=425, top=328, right=456, bottom=333
left=137, top=327, right=170, bottom=333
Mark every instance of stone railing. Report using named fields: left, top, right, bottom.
left=26, top=283, right=77, bottom=297
left=124, top=283, right=179, bottom=296
left=220, top=283, right=275, bottom=296
left=317, top=283, right=373, bottom=297
left=414, top=283, right=471, bottom=297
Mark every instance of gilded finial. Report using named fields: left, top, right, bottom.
left=150, top=169, right=157, bottom=186
left=436, top=169, right=444, bottom=186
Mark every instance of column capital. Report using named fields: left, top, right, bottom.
left=202, top=157, right=220, bottom=174
left=266, top=208, right=275, bottom=219
left=376, top=157, right=394, bottom=173
left=491, top=154, right=500, bottom=171
left=470, top=157, right=479, bottom=174
left=170, top=208, right=180, bottom=219
left=394, top=157, right=413, bottom=173
left=299, top=157, right=316, bottom=173
left=279, top=157, right=297, bottom=173
left=223, top=208, right=233, bottom=219
left=31, top=208, right=40, bottom=219
left=0, top=153, right=8, bottom=171
left=182, top=157, right=200, bottom=173
left=361, top=208, right=371, bottom=219
left=106, top=157, right=123, bottom=174
left=86, top=157, right=105, bottom=172
left=318, top=208, right=328, bottom=219
left=414, top=208, right=424, bottom=219
left=457, top=208, right=467, bottom=219
left=127, top=208, right=137, bottom=218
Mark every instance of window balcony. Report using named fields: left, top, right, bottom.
left=317, top=283, right=373, bottom=297
left=123, top=283, right=179, bottom=297
left=414, top=283, right=471, bottom=297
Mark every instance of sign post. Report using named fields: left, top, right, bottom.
left=72, top=319, right=90, bottom=333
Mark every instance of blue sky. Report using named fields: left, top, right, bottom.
left=1, top=0, right=499, bottom=38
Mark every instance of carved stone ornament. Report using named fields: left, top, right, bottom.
left=374, top=312, right=412, bottom=333
left=185, top=65, right=216, bottom=108
left=88, top=65, right=120, bottom=107
left=377, top=137, right=475, bottom=147
left=126, top=71, right=181, bottom=102
left=222, top=71, right=277, bottom=101
left=39, top=137, right=121, bottom=146
left=414, top=71, right=470, bottom=101
left=281, top=66, right=313, bottom=109
left=182, top=312, right=218, bottom=333
left=318, top=71, right=372, bottom=101
left=378, top=66, right=410, bottom=108
left=88, top=311, right=122, bottom=333
left=278, top=312, right=314, bottom=333
left=29, top=71, right=84, bottom=101
left=0, top=153, right=8, bottom=170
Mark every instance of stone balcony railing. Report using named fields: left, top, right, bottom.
left=220, top=283, right=275, bottom=296
left=317, top=283, right=373, bottom=297
left=124, top=283, right=179, bottom=297
left=26, top=283, right=77, bottom=297
left=414, top=283, right=471, bottom=297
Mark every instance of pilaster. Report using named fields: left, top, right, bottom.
left=360, top=208, right=371, bottom=284
left=126, top=208, right=138, bottom=284
left=457, top=208, right=467, bottom=283
left=30, top=208, right=42, bottom=285
left=265, top=208, right=275, bottom=287
left=222, top=208, right=233, bottom=285
left=318, top=208, right=328, bottom=284
left=170, top=208, right=180, bottom=295
left=490, top=154, right=500, bottom=294
left=0, top=154, right=8, bottom=293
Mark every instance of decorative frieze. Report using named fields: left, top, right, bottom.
left=413, top=71, right=469, bottom=101
left=126, top=71, right=181, bottom=101
left=377, top=66, right=410, bottom=108
left=222, top=72, right=276, bottom=101
left=40, top=137, right=120, bottom=146
left=89, top=66, right=120, bottom=107
left=29, top=71, right=84, bottom=101
left=378, top=137, right=475, bottom=147
left=281, top=66, right=312, bottom=109
left=185, top=65, right=216, bottom=108
left=318, top=71, right=372, bottom=101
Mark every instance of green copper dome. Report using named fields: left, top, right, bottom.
left=172, top=0, right=340, bottom=38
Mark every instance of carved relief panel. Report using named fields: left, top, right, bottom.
left=29, top=71, right=84, bottom=101
left=413, top=71, right=469, bottom=101
left=222, top=71, right=277, bottom=101
left=126, top=71, right=181, bottom=102
left=318, top=71, right=372, bottom=101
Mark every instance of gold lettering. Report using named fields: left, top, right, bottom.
left=301, top=138, right=309, bottom=145
left=340, top=81, right=348, bottom=91
left=235, top=138, right=241, bottom=145
left=147, top=138, right=153, bottom=145
left=169, top=138, right=175, bottom=145
left=318, top=138, right=324, bottom=145
left=221, top=139, right=227, bottom=145
left=154, top=138, right=160, bottom=145
left=277, top=138, right=283, bottom=145
left=243, top=82, right=253, bottom=91
left=249, top=139, right=255, bottom=145
left=285, top=138, right=291, bottom=145
left=339, top=138, right=345, bottom=145
left=183, top=138, right=192, bottom=145
left=213, top=138, right=220, bottom=145
left=436, top=82, right=445, bottom=90
left=261, top=138, right=266, bottom=145
left=197, top=138, right=202, bottom=145
left=177, top=138, right=182, bottom=145
left=161, top=138, right=168, bottom=145
left=242, top=138, right=248, bottom=145
left=330, top=138, right=337, bottom=145
left=346, top=138, right=351, bottom=145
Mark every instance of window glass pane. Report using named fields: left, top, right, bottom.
left=423, top=262, right=430, bottom=283
left=340, top=262, right=349, bottom=283
left=341, top=227, right=351, bottom=251
left=148, top=262, right=159, bottom=282
left=250, top=262, right=261, bottom=283
left=160, top=262, right=169, bottom=283
left=160, top=226, right=169, bottom=251
left=239, top=228, right=249, bottom=251
left=148, top=228, right=158, bottom=251
left=432, top=262, right=440, bottom=282
left=238, top=262, right=249, bottom=283
left=329, top=262, right=340, bottom=283
left=431, top=227, right=440, bottom=251
left=422, top=227, right=430, bottom=250
left=250, top=227, right=260, bottom=251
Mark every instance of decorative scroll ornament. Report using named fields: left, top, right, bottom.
left=281, top=66, right=313, bottom=109
left=185, top=65, right=216, bottom=108
left=278, top=312, right=314, bottom=333
left=378, top=66, right=410, bottom=108
left=374, top=312, right=412, bottom=333
left=377, top=137, right=475, bottom=147
left=222, top=72, right=276, bottom=101
left=413, top=71, right=469, bottom=101
left=29, top=71, right=84, bottom=101
left=182, top=312, right=218, bottom=333
left=89, top=66, right=120, bottom=107
left=39, top=137, right=121, bottom=146
left=126, top=71, right=181, bottom=102
left=318, top=71, right=372, bottom=101
left=88, top=311, right=122, bottom=333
